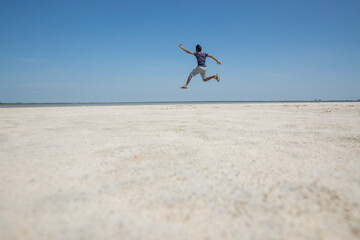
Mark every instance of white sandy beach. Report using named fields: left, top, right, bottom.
left=0, top=102, right=359, bottom=239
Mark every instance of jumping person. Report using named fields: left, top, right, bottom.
left=179, top=43, right=221, bottom=89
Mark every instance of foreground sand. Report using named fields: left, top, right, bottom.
left=0, top=103, right=359, bottom=239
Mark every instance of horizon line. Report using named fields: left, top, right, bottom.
left=1, top=99, right=359, bottom=107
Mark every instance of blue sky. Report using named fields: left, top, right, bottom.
left=0, top=0, right=359, bottom=102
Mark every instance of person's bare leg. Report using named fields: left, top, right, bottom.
left=203, top=75, right=216, bottom=82
left=181, top=74, right=192, bottom=89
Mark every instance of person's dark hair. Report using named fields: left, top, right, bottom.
left=196, top=44, right=202, bottom=52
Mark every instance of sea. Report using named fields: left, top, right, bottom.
left=0, top=100, right=358, bottom=108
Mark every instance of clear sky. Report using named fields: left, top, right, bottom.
left=1, top=0, right=359, bottom=102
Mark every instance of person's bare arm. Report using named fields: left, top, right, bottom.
left=208, top=54, right=221, bottom=65
left=179, top=43, right=194, bottom=55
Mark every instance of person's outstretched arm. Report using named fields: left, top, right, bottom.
left=179, top=43, right=194, bottom=55
left=208, top=54, right=222, bottom=65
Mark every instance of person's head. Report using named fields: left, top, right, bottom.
left=196, top=44, right=202, bottom=52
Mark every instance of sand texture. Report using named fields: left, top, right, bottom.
left=0, top=103, right=360, bottom=239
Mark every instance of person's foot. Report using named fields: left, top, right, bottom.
left=181, top=86, right=188, bottom=89
left=215, top=74, right=220, bottom=82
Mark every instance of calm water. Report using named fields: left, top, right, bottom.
left=0, top=100, right=358, bottom=108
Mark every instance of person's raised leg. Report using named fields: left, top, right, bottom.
left=203, top=75, right=216, bottom=82
left=181, top=74, right=192, bottom=89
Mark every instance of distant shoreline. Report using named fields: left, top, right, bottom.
left=0, top=100, right=359, bottom=108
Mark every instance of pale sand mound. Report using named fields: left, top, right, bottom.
left=0, top=103, right=359, bottom=239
